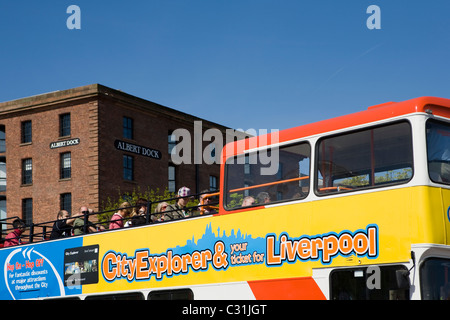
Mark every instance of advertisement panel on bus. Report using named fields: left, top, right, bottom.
left=0, top=207, right=382, bottom=300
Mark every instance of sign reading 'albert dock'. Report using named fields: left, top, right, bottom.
left=114, top=140, right=162, bottom=160
left=50, top=138, right=80, bottom=149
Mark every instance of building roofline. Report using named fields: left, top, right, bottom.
left=0, top=84, right=231, bottom=131
left=0, top=84, right=100, bottom=112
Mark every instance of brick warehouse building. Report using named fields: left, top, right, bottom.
left=0, top=84, right=237, bottom=225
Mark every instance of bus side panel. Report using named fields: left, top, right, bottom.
left=442, top=188, right=450, bottom=245
left=414, top=187, right=446, bottom=245
left=248, top=277, right=326, bottom=300
left=3, top=186, right=441, bottom=300
left=311, top=188, right=414, bottom=266
left=81, top=205, right=318, bottom=295
left=0, top=237, right=83, bottom=300
left=309, top=186, right=448, bottom=265
left=80, top=187, right=440, bottom=297
left=79, top=188, right=419, bottom=297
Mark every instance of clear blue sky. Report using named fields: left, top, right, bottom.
left=1, top=1, right=449, bottom=131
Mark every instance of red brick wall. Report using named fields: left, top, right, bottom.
left=0, top=85, right=225, bottom=226
left=1, top=99, right=99, bottom=223
left=97, top=96, right=221, bottom=207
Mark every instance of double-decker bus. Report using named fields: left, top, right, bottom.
left=0, top=96, right=449, bottom=300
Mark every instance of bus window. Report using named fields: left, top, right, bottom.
left=426, top=120, right=450, bottom=184
left=148, top=289, right=194, bottom=300
left=225, top=142, right=310, bottom=209
left=316, top=121, right=413, bottom=195
left=85, top=292, right=145, bottom=300
left=420, top=258, right=450, bottom=300
left=330, top=265, right=410, bottom=300
left=45, top=296, right=81, bottom=300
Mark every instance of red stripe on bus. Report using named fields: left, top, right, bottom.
left=248, top=277, right=326, bottom=300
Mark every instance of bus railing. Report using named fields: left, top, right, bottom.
left=0, top=190, right=220, bottom=248
left=228, top=176, right=309, bottom=193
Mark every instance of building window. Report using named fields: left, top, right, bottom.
left=123, top=155, right=134, bottom=181
left=22, top=198, right=32, bottom=225
left=60, top=193, right=72, bottom=214
left=277, top=163, right=284, bottom=180
left=60, top=113, right=71, bottom=137
left=209, top=175, right=218, bottom=191
left=22, top=158, right=32, bottom=185
left=168, top=165, right=176, bottom=193
left=60, top=152, right=71, bottom=179
left=244, top=183, right=250, bottom=197
left=21, top=120, right=32, bottom=144
left=168, top=131, right=176, bottom=155
left=244, top=155, right=251, bottom=175
left=0, top=157, right=6, bottom=192
left=123, top=117, right=134, bottom=140
left=0, top=196, right=6, bottom=231
left=0, top=125, right=5, bottom=153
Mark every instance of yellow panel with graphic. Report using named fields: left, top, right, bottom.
left=81, top=185, right=447, bottom=295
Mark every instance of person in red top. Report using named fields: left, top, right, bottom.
left=4, top=219, right=26, bottom=247
left=109, top=202, right=132, bottom=230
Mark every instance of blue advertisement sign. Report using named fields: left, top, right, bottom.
left=0, top=238, right=83, bottom=300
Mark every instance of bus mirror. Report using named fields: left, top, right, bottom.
left=395, top=269, right=410, bottom=290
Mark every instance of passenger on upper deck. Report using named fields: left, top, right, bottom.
left=153, top=201, right=168, bottom=222
left=198, top=190, right=217, bottom=215
left=109, top=202, right=132, bottom=230
left=126, top=198, right=148, bottom=227
left=50, top=210, right=80, bottom=240
left=256, top=192, right=271, bottom=204
left=164, top=187, right=192, bottom=221
left=4, top=219, right=26, bottom=247
left=242, top=196, right=255, bottom=207
left=73, top=206, right=105, bottom=235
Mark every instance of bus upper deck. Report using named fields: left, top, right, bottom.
left=0, top=96, right=449, bottom=300
left=221, top=97, right=449, bottom=241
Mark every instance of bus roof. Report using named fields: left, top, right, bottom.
left=222, top=96, right=450, bottom=159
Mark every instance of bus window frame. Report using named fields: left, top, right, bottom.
left=314, top=120, right=414, bottom=197
left=425, top=118, right=450, bottom=186
left=223, top=141, right=311, bottom=211
left=45, top=296, right=81, bottom=300
left=419, top=257, right=450, bottom=300
left=148, top=288, right=194, bottom=300
left=84, top=291, right=145, bottom=300
left=329, top=265, right=410, bottom=300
